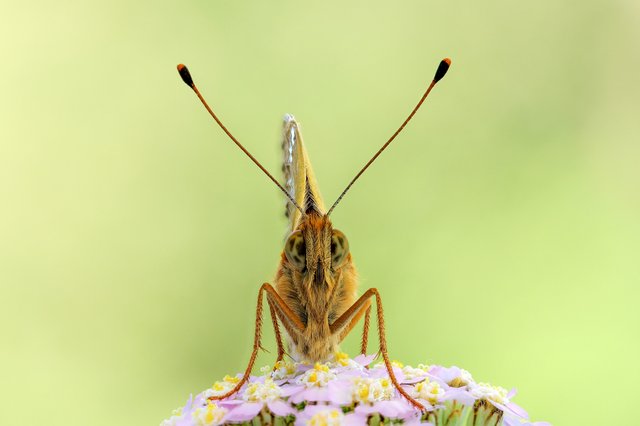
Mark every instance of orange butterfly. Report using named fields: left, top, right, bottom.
left=177, top=58, right=451, bottom=410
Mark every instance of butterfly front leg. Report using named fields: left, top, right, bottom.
left=265, top=289, right=307, bottom=366
left=208, top=283, right=304, bottom=402
left=329, top=288, right=425, bottom=411
left=332, top=298, right=372, bottom=356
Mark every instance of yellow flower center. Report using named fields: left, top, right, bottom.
left=334, top=351, right=350, bottom=366
left=314, top=362, right=330, bottom=372
left=358, top=385, right=369, bottom=400
left=192, top=402, right=227, bottom=426
left=223, top=375, right=239, bottom=384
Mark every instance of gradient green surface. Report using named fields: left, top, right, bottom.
left=1, top=1, right=639, bottom=425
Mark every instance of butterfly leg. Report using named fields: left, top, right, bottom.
left=265, top=294, right=305, bottom=365
left=335, top=299, right=372, bottom=355
left=330, top=288, right=424, bottom=411
left=209, top=283, right=304, bottom=401
left=265, top=297, right=285, bottom=364
left=361, top=305, right=371, bottom=356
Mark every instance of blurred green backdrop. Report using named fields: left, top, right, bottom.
left=1, top=0, right=639, bottom=425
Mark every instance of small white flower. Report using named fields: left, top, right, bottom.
left=191, top=402, right=227, bottom=426
left=412, top=379, right=445, bottom=405
left=352, top=377, right=395, bottom=403
left=329, top=351, right=360, bottom=369
left=297, top=363, right=337, bottom=388
left=449, top=368, right=474, bottom=387
left=371, top=359, right=403, bottom=371
left=203, top=375, right=240, bottom=398
left=470, top=382, right=509, bottom=404
left=402, top=364, right=429, bottom=380
left=271, top=359, right=298, bottom=380
left=243, top=377, right=282, bottom=402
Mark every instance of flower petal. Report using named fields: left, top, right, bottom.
left=344, top=412, right=369, bottom=426
left=354, top=353, right=377, bottom=366
left=280, top=384, right=305, bottom=397
left=289, top=386, right=331, bottom=403
left=505, top=401, right=529, bottom=418
left=225, top=402, right=263, bottom=422
left=492, top=400, right=529, bottom=419
left=327, top=379, right=353, bottom=405
left=443, top=388, right=476, bottom=406
left=267, top=400, right=295, bottom=416
left=378, top=400, right=414, bottom=418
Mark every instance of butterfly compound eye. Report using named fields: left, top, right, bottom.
left=284, top=230, right=306, bottom=270
left=331, top=230, right=350, bottom=268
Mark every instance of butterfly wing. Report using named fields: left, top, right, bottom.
left=282, top=114, right=326, bottom=231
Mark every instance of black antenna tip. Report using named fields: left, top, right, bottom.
left=433, top=58, right=451, bottom=83
left=177, top=64, right=194, bottom=87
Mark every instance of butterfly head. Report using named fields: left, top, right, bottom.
left=283, top=212, right=350, bottom=290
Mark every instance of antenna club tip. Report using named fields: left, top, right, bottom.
left=177, top=63, right=194, bottom=87
left=433, top=58, right=452, bottom=83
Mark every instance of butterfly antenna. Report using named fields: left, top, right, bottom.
left=327, top=58, right=452, bottom=216
left=177, top=64, right=305, bottom=215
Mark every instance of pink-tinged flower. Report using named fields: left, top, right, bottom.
left=202, top=374, right=242, bottom=399
left=410, top=378, right=446, bottom=407
left=224, top=377, right=295, bottom=422
left=441, top=386, right=476, bottom=406
left=330, top=351, right=361, bottom=369
left=297, top=362, right=337, bottom=387
left=429, top=365, right=474, bottom=387
left=288, top=362, right=338, bottom=403
left=270, top=359, right=299, bottom=382
left=352, top=376, right=395, bottom=403
left=401, top=363, right=430, bottom=384
left=470, top=383, right=529, bottom=419
left=353, top=353, right=377, bottom=367
left=347, top=374, right=416, bottom=420
left=368, top=361, right=406, bottom=383
left=190, top=401, right=228, bottom=426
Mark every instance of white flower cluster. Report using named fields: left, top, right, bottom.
left=161, top=352, right=549, bottom=426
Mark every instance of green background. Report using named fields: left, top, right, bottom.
left=1, top=0, right=638, bottom=425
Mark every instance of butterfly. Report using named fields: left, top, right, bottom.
left=177, top=58, right=451, bottom=411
